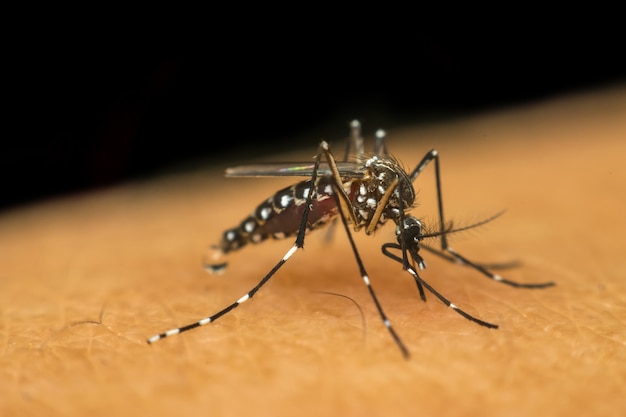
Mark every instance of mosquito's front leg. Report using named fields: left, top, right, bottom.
left=410, top=149, right=554, bottom=289
left=409, top=149, right=447, bottom=247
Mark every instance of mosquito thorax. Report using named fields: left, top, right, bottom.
left=351, top=155, right=416, bottom=232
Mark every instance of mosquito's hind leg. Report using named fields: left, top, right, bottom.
left=343, top=119, right=364, bottom=161
left=149, top=139, right=331, bottom=344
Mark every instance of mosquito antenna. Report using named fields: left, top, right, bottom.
left=420, top=211, right=506, bottom=239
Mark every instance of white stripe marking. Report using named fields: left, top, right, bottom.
left=363, top=275, right=371, bottom=285
left=260, top=207, right=272, bottom=220
left=244, top=221, right=255, bottom=233
left=283, top=245, right=298, bottom=261
left=165, top=329, right=180, bottom=337
left=237, top=294, right=250, bottom=304
left=280, top=194, right=293, bottom=208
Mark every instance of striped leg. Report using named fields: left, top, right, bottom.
left=147, top=140, right=328, bottom=345
left=409, top=149, right=555, bottom=289
left=334, top=207, right=411, bottom=358
left=404, top=263, right=499, bottom=328
left=322, top=140, right=410, bottom=358
left=147, top=245, right=299, bottom=344
left=381, top=243, right=498, bottom=329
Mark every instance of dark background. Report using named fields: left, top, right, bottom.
left=5, top=21, right=624, bottom=212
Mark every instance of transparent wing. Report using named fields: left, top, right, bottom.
left=225, top=162, right=365, bottom=178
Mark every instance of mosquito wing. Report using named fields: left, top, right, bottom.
left=225, top=162, right=366, bottom=178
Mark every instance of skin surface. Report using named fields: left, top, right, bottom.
left=1, top=85, right=625, bottom=417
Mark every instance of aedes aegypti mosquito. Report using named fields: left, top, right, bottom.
left=147, top=120, right=554, bottom=358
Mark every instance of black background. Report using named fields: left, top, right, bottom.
left=5, top=18, right=624, bottom=212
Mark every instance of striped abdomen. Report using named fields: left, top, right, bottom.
left=216, top=178, right=346, bottom=254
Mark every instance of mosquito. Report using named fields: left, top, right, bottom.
left=147, top=120, right=555, bottom=358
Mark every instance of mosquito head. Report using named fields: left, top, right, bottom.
left=395, top=216, right=424, bottom=245
left=394, top=215, right=427, bottom=270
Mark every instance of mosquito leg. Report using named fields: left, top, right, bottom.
left=409, top=149, right=447, bottom=246
left=313, top=140, right=411, bottom=358
left=332, top=193, right=410, bottom=359
left=406, top=264, right=499, bottom=328
left=374, top=128, right=388, bottom=156
left=322, top=120, right=366, bottom=244
left=323, top=140, right=410, bottom=357
left=148, top=139, right=329, bottom=344
left=382, top=242, right=426, bottom=302
left=381, top=246, right=498, bottom=329
left=410, top=150, right=554, bottom=288
left=343, top=119, right=364, bottom=161
left=419, top=243, right=521, bottom=270
left=444, top=247, right=555, bottom=288
left=147, top=244, right=301, bottom=344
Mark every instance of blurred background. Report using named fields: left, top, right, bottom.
left=4, top=18, right=624, bottom=212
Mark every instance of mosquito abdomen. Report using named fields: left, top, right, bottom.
left=205, top=178, right=340, bottom=273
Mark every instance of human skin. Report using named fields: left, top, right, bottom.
left=1, top=86, right=625, bottom=417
